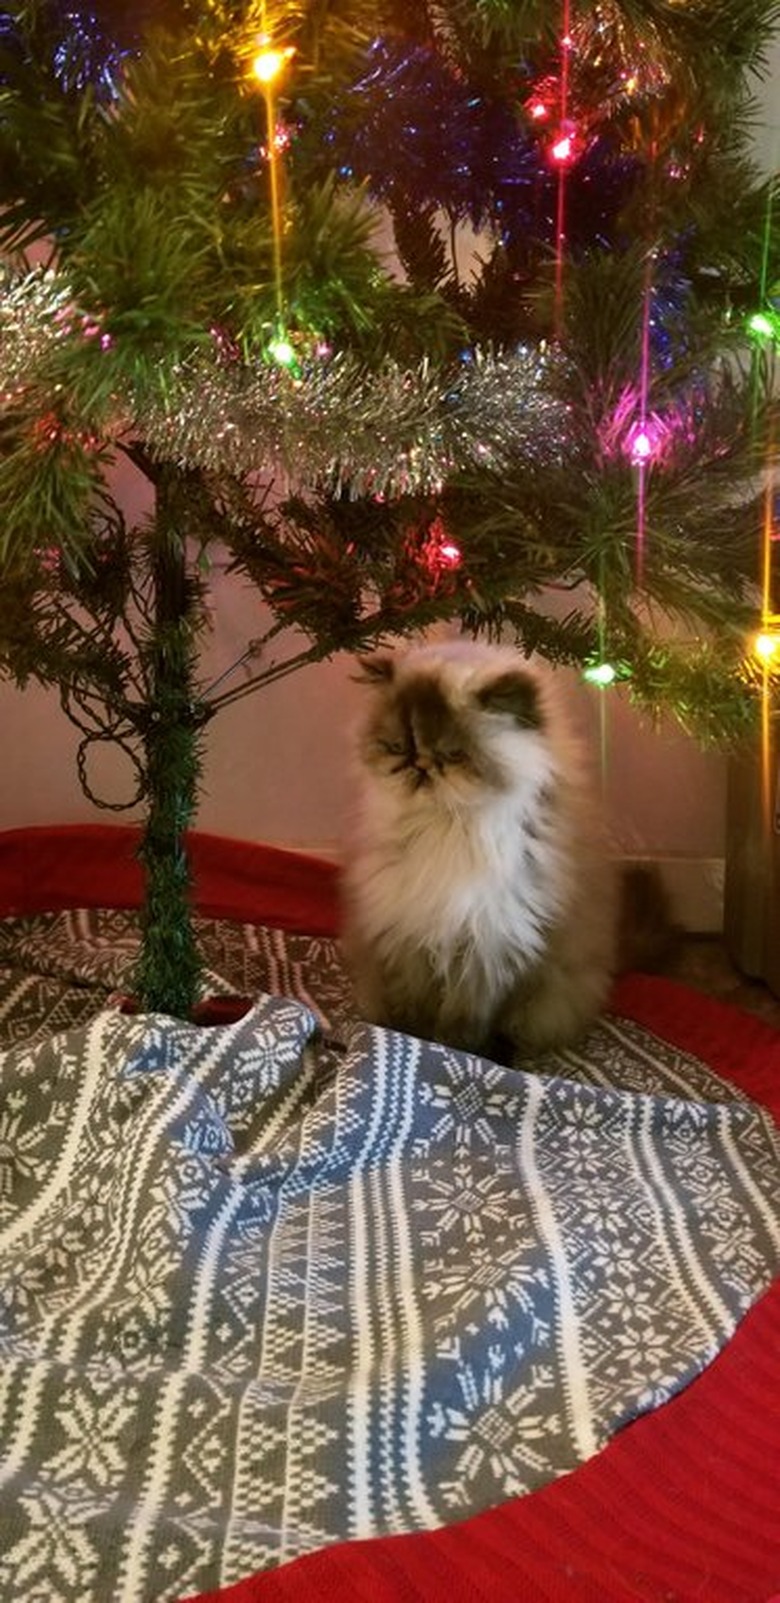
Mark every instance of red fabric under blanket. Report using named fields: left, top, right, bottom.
left=0, top=826, right=777, bottom=1603
left=0, top=824, right=340, bottom=935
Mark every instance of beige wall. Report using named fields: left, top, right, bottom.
left=0, top=484, right=730, bottom=862
left=1, top=39, right=777, bottom=921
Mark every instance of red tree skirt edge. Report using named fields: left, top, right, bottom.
left=0, top=823, right=340, bottom=935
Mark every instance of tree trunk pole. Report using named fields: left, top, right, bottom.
left=134, top=464, right=203, bottom=1017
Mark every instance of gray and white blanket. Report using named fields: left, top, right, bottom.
left=0, top=911, right=778, bottom=1603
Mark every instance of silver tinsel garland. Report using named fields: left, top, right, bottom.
left=0, top=267, right=572, bottom=493
left=0, top=267, right=81, bottom=392
left=140, top=342, right=572, bottom=494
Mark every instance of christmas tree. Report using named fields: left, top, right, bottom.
left=0, top=0, right=778, bottom=1017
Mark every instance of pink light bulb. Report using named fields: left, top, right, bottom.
left=630, top=429, right=653, bottom=461
left=624, top=417, right=665, bottom=464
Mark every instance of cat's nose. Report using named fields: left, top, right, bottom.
left=411, top=755, right=434, bottom=788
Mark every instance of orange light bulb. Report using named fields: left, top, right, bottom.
left=251, top=43, right=295, bottom=86
left=754, top=630, right=780, bottom=664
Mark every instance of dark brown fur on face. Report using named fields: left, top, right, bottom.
left=358, top=654, right=543, bottom=796
left=367, top=677, right=493, bottom=792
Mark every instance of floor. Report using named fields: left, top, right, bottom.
left=664, top=935, right=780, bottom=1030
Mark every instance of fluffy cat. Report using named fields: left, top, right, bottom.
left=341, top=639, right=621, bottom=1058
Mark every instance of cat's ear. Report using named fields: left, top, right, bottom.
left=354, top=653, right=395, bottom=685
left=476, top=669, right=544, bottom=728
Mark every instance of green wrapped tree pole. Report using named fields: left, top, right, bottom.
left=134, top=466, right=206, bottom=1020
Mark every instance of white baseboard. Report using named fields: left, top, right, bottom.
left=622, top=856, right=725, bottom=935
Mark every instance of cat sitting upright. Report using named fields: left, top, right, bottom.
left=341, top=638, right=619, bottom=1058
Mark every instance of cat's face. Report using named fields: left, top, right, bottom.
left=356, top=649, right=545, bottom=805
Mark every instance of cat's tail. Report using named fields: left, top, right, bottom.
left=615, top=863, right=682, bottom=975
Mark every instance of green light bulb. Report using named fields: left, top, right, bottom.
left=747, top=311, right=776, bottom=340
left=583, top=661, right=618, bottom=688
left=268, top=336, right=296, bottom=367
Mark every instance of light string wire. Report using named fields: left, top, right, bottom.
left=261, top=12, right=286, bottom=335
left=553, top=0, right=572, bottom=337
left=634, top=248, right=655, bottom=588
left=756, top=177, right=777, bottom=836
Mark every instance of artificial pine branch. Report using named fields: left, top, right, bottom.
left=1, top=0, right=779, bottom=1015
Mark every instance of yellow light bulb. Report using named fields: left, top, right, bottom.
left=251, top=44, right=294, bottom=85
left=754, top=630, right=780, bottom=664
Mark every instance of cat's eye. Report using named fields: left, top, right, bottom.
left=378, top=738, right=405, bottom=756
left=440, top=749, right=468, bottom=765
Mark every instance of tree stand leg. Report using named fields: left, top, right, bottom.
left=724, top=731, right=780, bottom=1000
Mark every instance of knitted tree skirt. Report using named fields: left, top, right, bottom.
left=0, top=826, right=778, bottom=1603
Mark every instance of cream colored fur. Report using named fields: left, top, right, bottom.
left=341, top=640, right=617, bottom=1056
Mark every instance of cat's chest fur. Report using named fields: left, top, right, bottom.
left=351, top=775, right=567, bottom=979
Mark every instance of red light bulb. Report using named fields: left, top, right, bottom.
left=551, top=131, right=574, bottom=163
left=438, top=541, right=462, bottom=568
